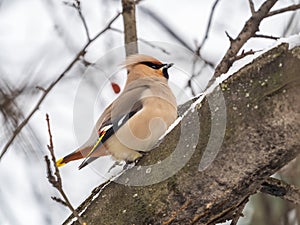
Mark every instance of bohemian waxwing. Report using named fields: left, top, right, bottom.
left=56, top=54, right=178, bottom=169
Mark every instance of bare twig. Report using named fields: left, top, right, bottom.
left=225, top=31, right=234, bottom=42
left=184, top=57, right=209, bottom=96
left=186, top=78, right=197, bottom=97
left=253, top=33, right=280, bottom=40
left=36, top=86, right=47, bottom=92
left=260, top=177, right=300, bottom=205
left=230, top=49, right=258, bottom=61
left=210, top=1, right=300, bottom=80
left=0, top=12, right=121, bottom=160
left=63, top=1, right=90, bottom=40
left=248, top=0, right=255, bottom=14
left=186, top=0, right=221, bottom=96
left=213, top=0, right=278, bottom=78
left=74, top=0, right=91, bottom=41
left=51, top=196, right=69, bottom=207
left=122, top=0, right=138, bottom=55
left=267, top=3, right=300, bottom=17
left=196, top=0, right=221, bottom=53
left=45, top=114, right=85, bottom=225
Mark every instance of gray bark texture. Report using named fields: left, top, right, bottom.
left=122, top=0, right=138, bottom=56
left=65, top=43, right=300, bottom=225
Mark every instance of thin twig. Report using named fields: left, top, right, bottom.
left=213, top=0, right=278, bottom=78
left=36, top=86, right=47, bottom=92
left=51, top=196, right=69, bottom=207
left=0, top=12, right=121, bottom=160
left=74, top=0, right=91, bottom=41
left=230, top=49, right=259, bottom=61
left=63, top=1, right=90, bottom=40
left=225, top=31, right=234, bottom=42
left=196, top=0, right=221, bottom=53
left=45, top=114, right=85, bottom=225
left=248, top=0, right=255, bottom=14
left=253, top=33, right=280, bottom=40
left=267, top=3, right=300, bottom=17
left=187, top=0, right=221, bottom=96
left=184, top=57, right=209, bottom=96
left=212, top=1, right=300, bottom=79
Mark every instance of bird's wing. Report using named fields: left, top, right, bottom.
left=78, top=84, right=149, bottom=169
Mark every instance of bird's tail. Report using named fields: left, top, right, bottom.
left=56, top=151, right=83, bottom=167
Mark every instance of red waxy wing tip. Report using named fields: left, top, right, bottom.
left=111, top=82, right=121, bottom=94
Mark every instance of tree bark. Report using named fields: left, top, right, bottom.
left=122, top=0, right=138, bottom=56
left=65, top=43, right=300, bottom=225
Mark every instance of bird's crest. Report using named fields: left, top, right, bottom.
left=123, top=54, right=162, bottom=70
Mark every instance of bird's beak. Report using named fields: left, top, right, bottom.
left=162, top=63, right=174, bottom=69
left=160, top=63, right=174, bottom=79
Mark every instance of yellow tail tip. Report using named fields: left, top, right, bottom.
left=56, top=158, right=66, bottom=167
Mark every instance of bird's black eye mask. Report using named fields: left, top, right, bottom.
left=140, top=61, right=165, bottom=69
left=140, top=61, right=170, bottom=79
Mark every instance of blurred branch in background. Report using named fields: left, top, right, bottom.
left=139, top=4, right=216, bottom=96
left=0, top=9, right=122, bottom=160
left=0, top=77, right=25, bottom=127
left=195, top=0, right=221, bottom=54
left=0, top=75, right=43, bottom=155
left=187, top=0, right=220, bottom=96
left=139, top=6, right=194, bottom=52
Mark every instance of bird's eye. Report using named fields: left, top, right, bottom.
left=140, top=61, right=164, bottom=70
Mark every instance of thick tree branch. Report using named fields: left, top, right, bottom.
left=65, top=43, right=300, bottom=225
left=260, top=177, right=300, bottom=205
